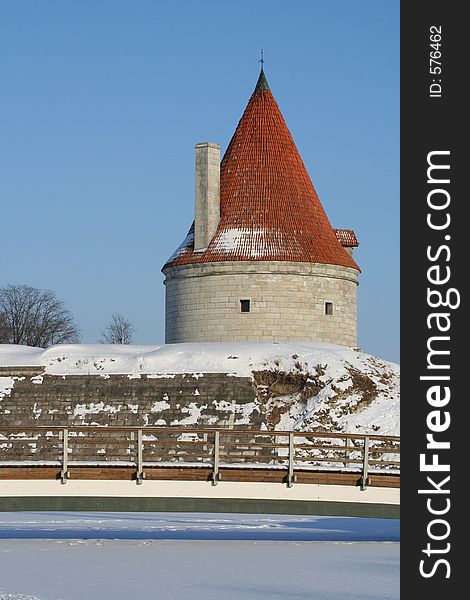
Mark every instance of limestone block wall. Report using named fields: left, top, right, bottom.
left=0, top=373, right=258, bottom=430
left=0, top=373, right=260, bottom=462
left=163, top=261, right=359, bottom=346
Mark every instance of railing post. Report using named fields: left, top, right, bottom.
left=344, top=436, right=351, bottom=468
left=212, top=429, right=220, bottom=485
left=286, top=432, right=295, bottom=488
left=360, top=436, right=370, bottom=491
left=60, top=428, right=69, bottom=484
left=136, top=429, right=144, bottom=485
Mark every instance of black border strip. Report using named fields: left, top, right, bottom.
left=401, top=1, right=465, bottom=595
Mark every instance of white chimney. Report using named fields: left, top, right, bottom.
left=194, top=142, right=220, bottom=251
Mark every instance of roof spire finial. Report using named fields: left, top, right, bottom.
left=255, top=50, right=270, bottom=91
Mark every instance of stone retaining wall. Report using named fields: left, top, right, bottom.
left=0, top=373, right=259, bottom=429
left=0, top=372, right=264, bottom=463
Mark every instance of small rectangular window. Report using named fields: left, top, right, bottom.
left=325, top=302, right=333, bottom=315
left=240, top=299, right=250, bottom=313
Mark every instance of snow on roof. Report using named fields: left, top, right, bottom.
left=164, top=224, right=195, bottom=265
left=211, top=227, right=287, bottom=258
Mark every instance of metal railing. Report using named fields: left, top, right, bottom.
left=0, top=426, right=400, bottom=489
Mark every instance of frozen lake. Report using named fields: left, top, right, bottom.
left=0, top=513, right=399, bottom=600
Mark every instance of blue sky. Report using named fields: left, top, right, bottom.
left=0, top=1, right=399, bottom=362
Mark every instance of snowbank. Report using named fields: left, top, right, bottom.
left=0, top=341, right=394, bottom=376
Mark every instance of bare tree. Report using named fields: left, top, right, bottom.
left=0, top=284, right=80, bottom=348
left=100, top=313, right=135, bottom=344
left=0, top=311, right=11, bottom=343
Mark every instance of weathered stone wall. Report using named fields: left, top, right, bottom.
left=0, top=373, right=259, bottom=429
left=0, top=373, right=264, bottom=463
left=163, top=261, right=358, bottom=346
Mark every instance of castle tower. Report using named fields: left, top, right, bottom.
left=162, top=69, right=360, bottom=346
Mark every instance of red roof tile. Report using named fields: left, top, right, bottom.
left=164, top=70, right=359, bottom=271
left=334, top=229, right=359, bottom=248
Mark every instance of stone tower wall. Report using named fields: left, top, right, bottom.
left=163, top=261, right=358, bottom=346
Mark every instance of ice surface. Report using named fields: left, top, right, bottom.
left=0, top=512, right=399, bottom=541
left=0, top=513, right=399, bottom=600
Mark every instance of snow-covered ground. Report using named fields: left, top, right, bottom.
left=0, top=342, right=395, bottom=379
left=0, top=342, right=399, bottom=435
left=0, top=512, right=399, bottom=600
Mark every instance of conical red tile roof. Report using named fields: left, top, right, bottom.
left=164, top=70, right=359, bottom=271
